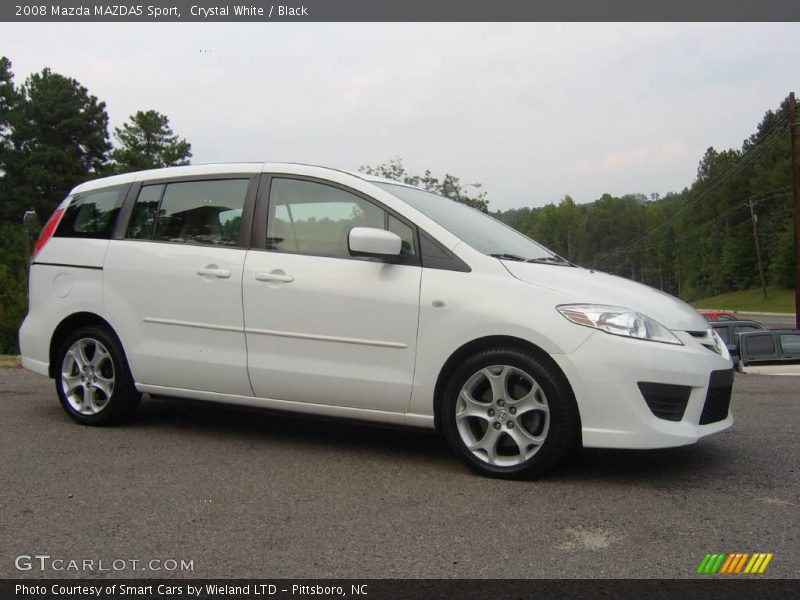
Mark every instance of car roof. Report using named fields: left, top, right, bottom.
left=70, top=162, right=418, bottom=194
left=710, top=320, right=763, bottom=326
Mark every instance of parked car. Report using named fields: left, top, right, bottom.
left=699, top=309, right=739, bottom=322
left=19, top=163, right=734, bottom=478
left=710, top=320, right=767, bottom=365
left=737, top=329, right=800, bottom=375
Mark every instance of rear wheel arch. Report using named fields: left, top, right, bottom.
left=49, top=313, right=124, bottom=378
left=433, top=335, right=581, bottom=436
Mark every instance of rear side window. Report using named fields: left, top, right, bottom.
left=779, top=334, right=800, bottom=354
left=126, top=179, right=249, bottom=246
left=734, top=325, right=760, bottom=337
left=55, top=187, right=124, bottom=239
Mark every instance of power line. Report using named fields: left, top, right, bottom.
left=587, top=119, right=791, bottom=269
left=610, top=187, right=792, bottom=256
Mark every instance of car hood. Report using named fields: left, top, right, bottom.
left=503, top=262, right=709, bottom=331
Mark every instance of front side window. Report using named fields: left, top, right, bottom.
left=744, top=334, right=776, bottom=357
left=267, top=178, right=415, bottom=258
left=126, top=179, right=248, bottom=246
left=56, top=187, right=124, bottom=239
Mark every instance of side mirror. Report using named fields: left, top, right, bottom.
left=348, top=227, right=402, bottom=258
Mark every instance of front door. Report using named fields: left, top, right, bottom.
left=242, top=176, right=421, bottom=412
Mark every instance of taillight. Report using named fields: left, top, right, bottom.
left=31, top=207, right=65, bottom=261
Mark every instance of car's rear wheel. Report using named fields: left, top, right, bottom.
left=441, top=347, right=580, bottom=478
left=55, top=326, right=140, bottom=425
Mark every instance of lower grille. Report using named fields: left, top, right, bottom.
left=638, top=382, right=691, bottom=421
left=699, top=369, right=734, bottom=425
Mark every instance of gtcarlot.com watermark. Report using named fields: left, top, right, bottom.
left=15, top=554, right=194, bottom=572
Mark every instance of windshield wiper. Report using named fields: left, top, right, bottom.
left=526, top=256, right=571, bottom=265
left=489, top=253, right=528, bottom=262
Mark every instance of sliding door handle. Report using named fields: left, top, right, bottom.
left=196, top=266, right=231, bottom=279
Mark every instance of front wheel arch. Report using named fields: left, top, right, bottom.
left=433, top=335, right=581, bottom=440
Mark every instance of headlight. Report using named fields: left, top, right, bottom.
left=557, top=304, right=683, bottom=346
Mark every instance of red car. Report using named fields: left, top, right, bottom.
left=698, top=309, right=739, bottom=322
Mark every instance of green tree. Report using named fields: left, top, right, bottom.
left=0, top=57, right=21, bottom=168
left=1, top=67, right=111, bottom=221
left=360, top=156, right=489, bottom=212
left=530, top=195, right=584, bottom=261
left=110, top=110, right=192, bottom=173
left=0, top=223, right=30, bottom=353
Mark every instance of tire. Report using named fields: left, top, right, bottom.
left=440, top=347, right=580, bottom=479
left=54, top=325, right=141, bottom=425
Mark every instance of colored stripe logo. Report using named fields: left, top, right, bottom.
left=696, top=552, right=773, bottom=574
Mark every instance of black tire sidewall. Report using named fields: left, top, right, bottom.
left=54, top=325, right=139, bottom=425
left=441, top=348, right=579, bottom=479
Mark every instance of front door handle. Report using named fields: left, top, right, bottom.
left=255, top=271, right=294, bottom=283
left=196, top=266, right=231, bottom=279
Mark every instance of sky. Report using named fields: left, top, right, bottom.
left=2, top=22, right=799, bottom=210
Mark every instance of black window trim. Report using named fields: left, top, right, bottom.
left=113, top=173, right=261, bottom=249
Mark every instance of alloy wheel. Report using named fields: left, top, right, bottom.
left=61, top=338, right=115, bottom=415
left=455, top=365, right=550, bottom=467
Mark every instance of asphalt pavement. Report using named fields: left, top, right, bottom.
left=0, top=367, right=797, bottom=579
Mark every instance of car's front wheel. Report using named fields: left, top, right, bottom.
left=55, top=326, right=140, bottom=425
left=441, top=347, right=580, bottom=478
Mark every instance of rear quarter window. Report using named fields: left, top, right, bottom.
left=55, top=186, right=125, bottom=239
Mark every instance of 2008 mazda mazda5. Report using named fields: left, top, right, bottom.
left=19, top=162, right=734, bottom=478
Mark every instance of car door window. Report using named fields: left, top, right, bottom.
left=388, top=214, right=416, bottom=256
left=267, top=178, right=415, bottom=258
left=714, top=327, right=730, bottom=344
left=734, top=325, right=760, bottom=338
left=127, top=179, right=248, bottom=246
left=779, top=334, right=800, bottom=354
left=744, top=334, right=776, bottom=357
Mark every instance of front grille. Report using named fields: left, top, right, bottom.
left=638, top=382, right=692, bottom=421
left=699, top=369, right=734, bottom=425
left=688, top=329, right=722, bottom=355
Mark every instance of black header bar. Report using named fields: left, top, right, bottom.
left=3, top=0, right=800, bottom=22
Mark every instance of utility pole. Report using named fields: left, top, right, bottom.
left=791, top=92, right=800, bottom=328
left=749, top=198, right=767, bottom=300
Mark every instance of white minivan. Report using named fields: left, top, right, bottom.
left=19, top=163, right=734, bottom=478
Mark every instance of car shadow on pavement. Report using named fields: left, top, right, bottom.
left=133, top=393, right=452, bottom=461
left=557, top=442, right=733, bottom=485
left=124, top=394, right=732, bottom=482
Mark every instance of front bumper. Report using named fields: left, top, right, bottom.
left=552, top=330, right=734, bottom=449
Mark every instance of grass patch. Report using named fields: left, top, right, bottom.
left=0, top=355, right=21, bottom=368
left=692, top=286, right=795, bottom=313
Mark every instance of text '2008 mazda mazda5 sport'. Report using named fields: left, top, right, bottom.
left=19, top=163, right=734, bottom=478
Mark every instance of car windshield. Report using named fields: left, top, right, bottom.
left=376, top=182, right=563, bottom=262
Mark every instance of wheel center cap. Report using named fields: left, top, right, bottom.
left=496, top=409, right=508, bottom=422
